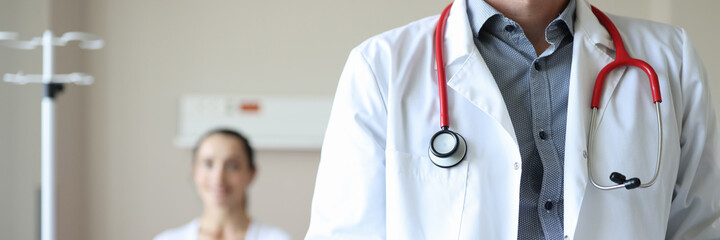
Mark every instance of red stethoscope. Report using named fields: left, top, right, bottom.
left=428, top=2, right=664, bottom=190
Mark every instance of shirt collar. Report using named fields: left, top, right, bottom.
left=466, top=0, right=576, bottom=38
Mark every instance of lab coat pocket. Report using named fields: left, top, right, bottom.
left=385, top=149, right=468, bottom=240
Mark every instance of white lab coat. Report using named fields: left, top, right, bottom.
left=306, top=0, right=720, bottom=239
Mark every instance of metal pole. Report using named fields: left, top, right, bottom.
left=41, top=30, right=56, bottom=240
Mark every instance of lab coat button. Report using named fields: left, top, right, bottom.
left=582, top=151, right=587, bottom=159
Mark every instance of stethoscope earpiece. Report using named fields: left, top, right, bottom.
left=428, top=127, right=467, bottom=168
left=609, top=172, right=642, bottom=190
left=609, top=172, right=626, bottom=184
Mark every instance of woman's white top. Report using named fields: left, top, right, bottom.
left=153, top=219, right=292, bottom=240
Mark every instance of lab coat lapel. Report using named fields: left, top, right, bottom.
left=564, top=0, right=626, bottom=237
left=441, top=0, right=518, bottom=145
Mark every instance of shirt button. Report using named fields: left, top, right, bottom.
left=544, top=200, right=553, bottom=211
left=514, top=162, right=520, bottom=170
left=534, top=61, right=541, bottom=71
left=539, top=130, right=548, bottom=140
left=504, top=25, right=516, bottom=32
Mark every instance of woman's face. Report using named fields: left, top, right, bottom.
left=193, top=134, right=255, bottom=209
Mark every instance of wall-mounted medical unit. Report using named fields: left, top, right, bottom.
left=175, top=94, right=333, bottom=150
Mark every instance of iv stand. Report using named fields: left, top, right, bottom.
left=1, top=30, right=103, bottom=240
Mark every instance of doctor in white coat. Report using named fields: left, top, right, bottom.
left=307, top=0, right=720, bottom=239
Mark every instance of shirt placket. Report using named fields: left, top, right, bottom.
left=529, top=25, right=567, bottom=240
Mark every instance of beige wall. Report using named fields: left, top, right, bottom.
left=1, top=0, right=718, bottom=240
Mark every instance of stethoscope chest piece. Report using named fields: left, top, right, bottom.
left=428, top=127, right=467, bottom=168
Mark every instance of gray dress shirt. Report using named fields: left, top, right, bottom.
left=466, top=0, right=576, bottom=239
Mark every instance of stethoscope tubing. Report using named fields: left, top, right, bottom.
left=435, top=3, right=453, bottom=128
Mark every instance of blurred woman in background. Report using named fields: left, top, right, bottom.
left=154, top=129, right=291, bottom=240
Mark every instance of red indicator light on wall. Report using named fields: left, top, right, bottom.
left=239, top=101, right=260, bottom=114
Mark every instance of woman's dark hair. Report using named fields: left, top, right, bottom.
left=192, top=128, right=256, bottom=170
